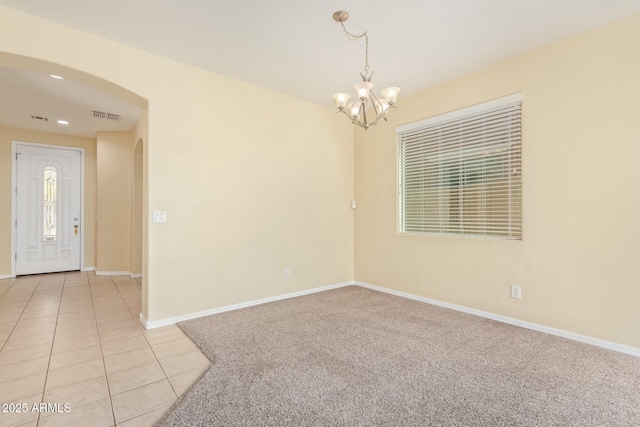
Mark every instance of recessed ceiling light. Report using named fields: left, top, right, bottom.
left=57, top=120, right=69, bottom=125
left=49, top=74, right=63, bottom=80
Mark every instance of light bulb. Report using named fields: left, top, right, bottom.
left=348, top=102, right=361, bottom=119
left=354, top=82, right=374, bottom=100
left=332, top=92, right=351, bottom=110
left=375, top=100, right=390, bottom=114
left=381, top=87, right=400, bottom=105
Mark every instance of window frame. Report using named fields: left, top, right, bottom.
left=396, top=93, right=523, bottom=240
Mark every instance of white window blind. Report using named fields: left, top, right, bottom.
left=397, top=96, right=522, bottom=239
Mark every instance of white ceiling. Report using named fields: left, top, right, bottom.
left=1, top=0, right=640, bottom=137
left=0, top=67, right=143, bottom=138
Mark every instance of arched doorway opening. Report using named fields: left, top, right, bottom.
left=0, top=52, right=149, bottom=319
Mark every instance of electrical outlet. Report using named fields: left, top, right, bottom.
left=510, top=285, right=521, bottom=300
left=284, top=268, right=290, bottom=279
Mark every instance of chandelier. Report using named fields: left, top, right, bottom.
left=332, top=10, right=400, bottom=130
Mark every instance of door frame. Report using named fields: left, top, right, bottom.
left=11, top=140, right=86, bottom=277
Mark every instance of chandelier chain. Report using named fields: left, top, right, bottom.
left=340, top=22, right=369, bottom=70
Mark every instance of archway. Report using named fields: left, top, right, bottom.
left=0, top=52, right=149, bottom=320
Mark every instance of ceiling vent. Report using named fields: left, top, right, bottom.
left=93, top=110, right=120, bottom=121
left=30, top=115, right=49, bottom=122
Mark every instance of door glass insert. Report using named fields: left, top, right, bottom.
left=43, top=166, right=57, bottom=241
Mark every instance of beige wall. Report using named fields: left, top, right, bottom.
left=132, top=138, right=143, bottom=276
left=355, top=14, right=640, bottom=347
left=0, top=126, right=97, bottom=274
left=132, top=112, right=149, bottom=315
left=96, top=131, right=134, bottom=272
left=0, top=6, right=355, bottom=321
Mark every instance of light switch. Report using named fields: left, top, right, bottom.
left=152, top=210, right=167, bottom=223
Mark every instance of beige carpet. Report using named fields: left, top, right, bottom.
left=157, top=286, right=640, bottom=426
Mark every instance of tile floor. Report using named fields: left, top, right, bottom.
left=0, top=272, right=210, bottom=427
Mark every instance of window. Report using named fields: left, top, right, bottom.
left=43, top=165, right=57, bottom=241
left=397, top=94, right=522, bottom=239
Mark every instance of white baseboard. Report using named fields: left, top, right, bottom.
left=95, top=270, right=140, bottom=278
left=82, top=267, right=95, bottom=272
left=140, top=281, right=354, bottom=330
left=0, top=274, right=15, bottom=280
left=96, top=270, right=131, bottom=276
left=137, top=278, right=639, bottom=357
left=355, top=281, right=640, bottom=357
left=139, top=313, right=150, bottom=329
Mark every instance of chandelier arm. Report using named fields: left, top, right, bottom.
left=369, top=92, right=382, bottom=116
left=336, top=109, right=357, bottom=122
left=335, top=102, right=395, bottom=131
left=366, top=113, right=381, bottom=128
left=365, top=103, right=398, bottom=129
left=378, top=105, right=396, bottom=123
left=336, top=109, right=366, bottom=129
left=334, top=104, right=389, bottom=131
left=362, top=102, right=368, bottom=127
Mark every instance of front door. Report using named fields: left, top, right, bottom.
left=15, top=144, right=82, bottom=275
